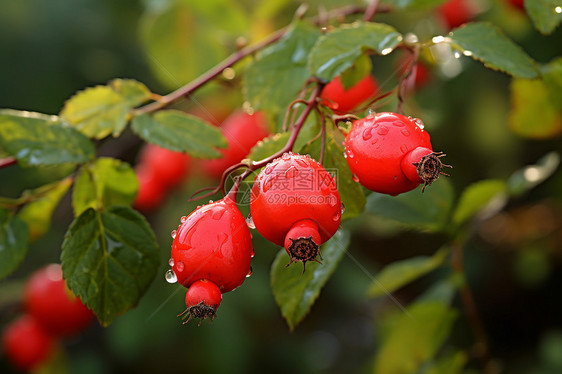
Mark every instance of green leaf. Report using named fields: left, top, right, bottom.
left=367, top=248, right=448, bottom=299
left=542, top=57, right=562, bottom=110
left=0, top=208, right=29, bottom=280
left=339, top=54, right=373, bottom=90
left=60, top=86, right=130, bottom=139
left=131, top=110, right=227, bottom=158
left=509, top=78, right=562, bottom=139
left=365, top=178, right=454, bottom=232
left=421, top=351, right=467, bottom=374
left=73, top=158, right=139, bottom=216
left=109, top=79, right=152, bottom=108
left=323, top=141, right=366, bottom=220
left=374, top=301, right=457, bottom=374
left=508, top=152, right=560, bottom=196
left=17, top=178, right=72, bottom=241
left=247, top=133, right=290, bottom=162
left=271, top=229, right=350, bottom=330
left=308, top=22, right=402, bottom=82
left=0, top=110, right=95, bottom=167
left=139, top=0, right=245, bottom=88
left=448, top=22, right=538, bottom=79
left=61, top=206, right=160, bottom=326
left=244, top=22, right=320, bottom=116
left=525, top=0, right=562, bottom=35
left=452, top=179, right=507, bottom=226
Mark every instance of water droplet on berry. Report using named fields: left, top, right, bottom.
left=212, top=208, right=226, bottom=220
left=400, top=144, right=409, bottom=154
left=401, top=129, right=410, bottom=137
left=180, top=216, right=187, bottom=223
left=285, top=166, right=298, bottom=178
left=348, top=149, right=354, bottom=158
left=251, top=250, right=255, bottom=258
left=171, top=230, right=177, bottom=239
left=414, top=118, right=424, bottom=129
left=368, top=108, right=373, bottom=115
left=246, top=267, right=253, bottom=278
left=176, top=261, right=185, bottom=272
left=264, top=164, right=274, bottom=174
left=282, top=153, right=291, bottom=160
left=246, top=214, right=255, bottom=229
left=332, top=211, right=341, bottom=222
left=352, top=174, right=360, bottom=183
left=209, top=200, right=214, bottom=204
left=362, top=127, right=373, bottom=140
left=168, top=258, right=175, bottom=267
left=377, top=126, right=389, bottom=136
left=392, top=120, right=405, bottom=127
left=341, top=203, right=346, bottom=214
left=343, top=152, right=347, bottom=159
left=295, top=158, right=308, bottom=168
left=165, top=269, right=177, bottom=283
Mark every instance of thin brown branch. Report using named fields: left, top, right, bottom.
left=363, top=0, right=381, bottom=22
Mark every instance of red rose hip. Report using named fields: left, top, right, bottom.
left=321, top=74, right=379, bottom=114
left=345, top=112, right=450, bottom=196
left=250, top=153, right=342, bottom=268
left=180, top=279, right=223, bottom=324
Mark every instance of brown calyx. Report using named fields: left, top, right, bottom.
left=413, top=152, right=452, bottom=192
left=178, top=302, right=217, bottom=326
left=286, top=236, right=322, bottom=273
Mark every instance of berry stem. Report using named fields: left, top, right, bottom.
left=363, top=0, right=381, bottom=21
left=396, top=44, right=420, bottom=114
left=0, top=156, right=16, bottom=170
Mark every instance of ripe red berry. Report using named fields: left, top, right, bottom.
left=345, top=112, right=450, bottom=196
left=203, top=110, right=269, bottom=179
left=180, top=279, right=223, bottom=324
left=437, top=0, right=476, bottom=30
left=134, top=164, right=166, bottom=212
left=397, top=54, right=430, bottom=90
left=170, top=196, right=253, bottom=293
left=320, top=74, right=379, bottom=113
left=508, top=0, right=525, bottom=11
left=1, top=315, right=55, bottom=371
left=250, top=153, right=342, bottom=268
left=139, top=144, right=191, bottom=189
left=24, top=264, right=93, bottom=337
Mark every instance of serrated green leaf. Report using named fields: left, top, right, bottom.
left=365, top=178, right=454, bottom=232
left=140, top=0, right=244, bottom=88
left=374, top=301, right=457, bottom=374
left=509, top=78, right=562, bottom=139
left=0, top=208, right=29, bottom=280
left=525, top=0, right=562, bottom=35
left=61, top=206, right=159, bottom=326
left=109, top=79, right=152, bottom=108
left=508, top=152, right=560, bottom=196
left=271, top=229, right=350, bottom=330
left=60, top=86, right=130, bottom=139
left=542, top=57, right=562, bottom=110
left=324, top=141, right=365, bottom=220
left=308, top=22, right=402, bottom=82
left=452, top=179, right=507, bottom=226
left=131, top=110, right=227, bottom=158
left=247, top=133, right=290, bottom=162
left=73, top=158, right=139, bottom=216
left=367, top=248, right=448, bottom=299
left=244, top=21, right=320, bottom=116
left=17, top=178, right=72, bottom=241
left=449, top=22, right=538, bottom=79
left=0, top=110, right=95, bottom=167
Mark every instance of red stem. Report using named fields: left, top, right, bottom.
left=363, top=0, right=381, bottom=21
left=0, top=157, right=17, bottom=170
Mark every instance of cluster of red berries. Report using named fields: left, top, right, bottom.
left=1, top=264, right=93, bottom=371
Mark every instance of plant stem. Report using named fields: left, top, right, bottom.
left=396, top=45, right=420, bottom=115
left=0, top=157, right=16, bottom=170
left=363, top=0, right=381, bottom=21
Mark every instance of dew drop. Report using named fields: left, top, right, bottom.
left=251, top=250, right=255, bottom=258
left=171, top=229, right=177, bottom=239
left=341, top=203, right=346, bottom=214
left=332, top=211, right=341, bottom=222
left=392, top=120, right=405, bottom=127
left=246, top=267, right=253, bottom=278
left=282, top=153, right=291, bottom=160
left=400, top=144, right=409, bottom=154
left=343, top=152, right=348, bottom=159
left=377, top=126, right=389, bottom=136
left=264, top=164, right=274, bottom=174
left=285, top=166, right=298, bottom=178
left=180, top=216, right=187, bottom=224
left=246, top=214, right=256, bottom=229
left=401, top=129, right=410, bottom=137
left=348, top=149, right=354, bottom=159
left=352, top=174, right=360, bottom=183
left=165, top=269, right=177, bottom=283
left=209, top=200, right=214, bottom=203
left=168, top=258, right=175, bottom=267
left=414, top=118, right=425, bottom=130
left=362, top=127, right=373, bottom=141
left=176, top=261, right=185, bottom=272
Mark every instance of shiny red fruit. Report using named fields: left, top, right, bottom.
left=203, top=111, right=269, bottom=179
left=181, top=279, right=223, bottom=324
left=250, top=153, right=341, bottom=266
left=508, top=0, right=525, bottom=10
left=24, top=264, right=93, bottom=337
left=320, top=74, right=379, bottom=113
left=171, top=196, right=253, bottom=292
left=139, top=144, right=191, bottom=189
left=134, top=164, right=166, bottom=212
left=1, top=315, right=54, bottom=371
left=438, top=0, right=476, bottom=30
left=345, top=112, right=448, bottom=196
